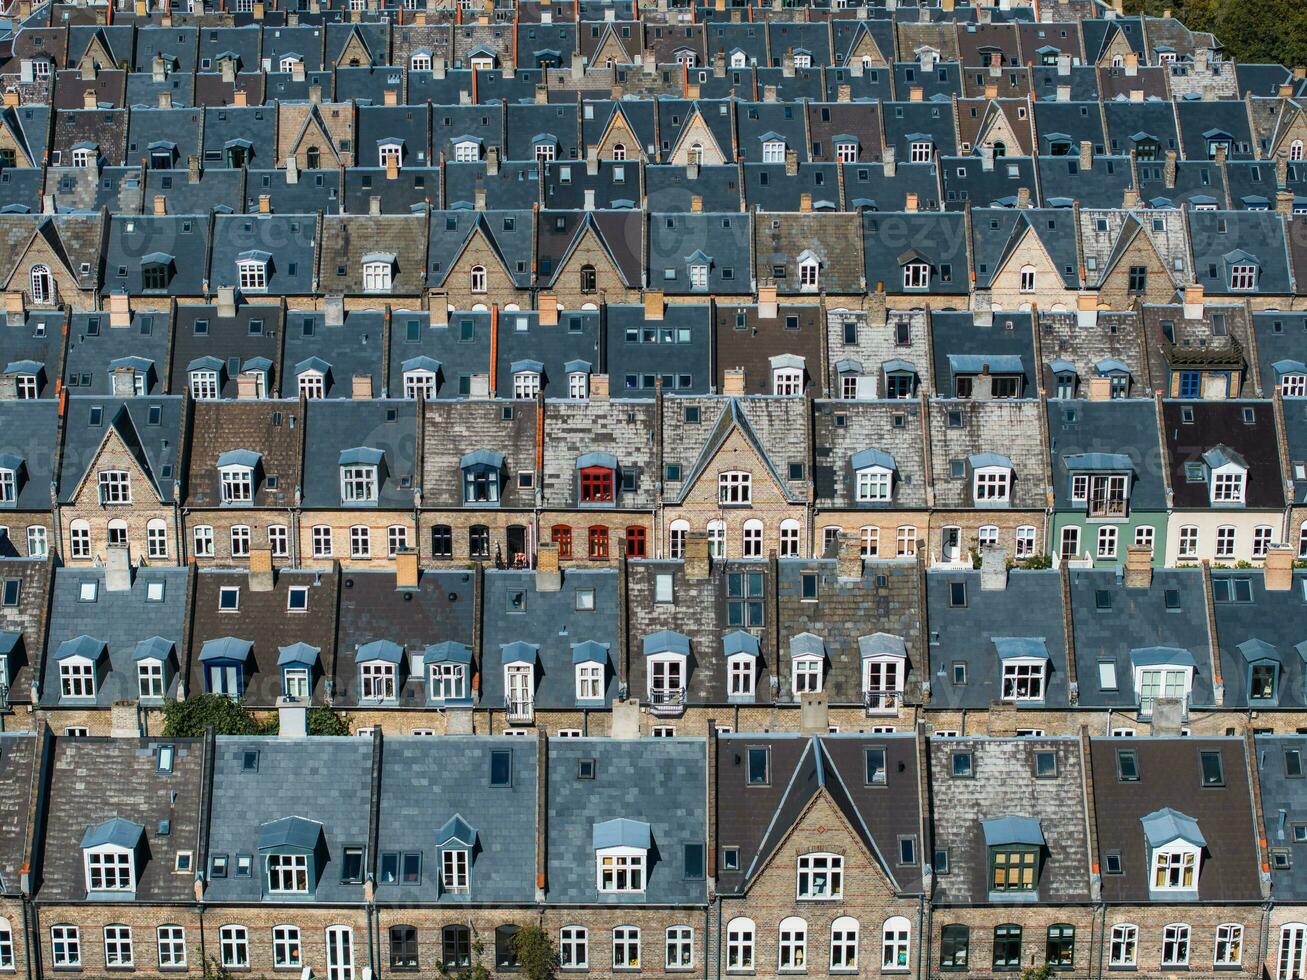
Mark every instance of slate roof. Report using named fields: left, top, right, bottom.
left=39, top=736, right=206, bottom=902
left=0, top=733, right=37, bottom=897
left=1090, top=736, right=1262, bottom=904
left=0, top=557, right=53, bottom=700
left=1211, top=570, right=1307, bottom=710
left=926, top=397, right=1047, bottom=509
left=540, top=399, right=656, bottom=510
left=206, top=736, right=373, bottom=903
left=185, top=400, right=302, bottom=510
left=0, top=400, right=59, bottom=512
left=1255, top=735, right=1307, bottom=901
left=605, top=304, right=713, bottom=396
left=1047, top=399, right=1167, bottom=510
left=300, top=399, right=417, bottom=509
left=41, top=566, right=188, bottom=707
left=1162, top=399, right=1285, bottom=510
left=58, top=396, right=182, bottom=505
left=422, top=398, right=538, bottom=509
left=170, top=304, right=284, bottom=398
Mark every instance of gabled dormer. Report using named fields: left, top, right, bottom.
left=1201, top=445, right=1247, bottom=506
left=401, top=356, right=441, bottom=400
left=1065, top=453, right=1132, bottom=518
left=790, top=632, right=825, bottom=695
left=594, top=818, right=651, bottom=894
left=339, top=448, right=383, bottom=505
left=217, top=449, right=261, bottom=505
left=436, top=814, right=477, bottom=896
left=576, top=452, right=619, bottom=507
left=969, top=452, right=1014, bottom=507
left=133, top=636, right=176, bottom=702
left=461, top=450, right=503, bottom=506
left=1273, top=359, right=1307, bottom=398
left=643, top=630, right=689, bottom=714
left=356, top=639, right=403, bottom=703
left=1141, top=807, right=1204, bottom=898
left=851, top=448, right=896, bottom=504
left=426, top=642, right=472, bottom=706
left=572, top=640, right=610, bottom=707
left=511, top=359, right=543, bottom=399
left=994, top=637, right=1049, bottom=703
left=82, top=818, right=145, bottom=897
left=501, top=641, right=539, bottom=724
left=277, top=642, right=320, bottom=702
left=1237, top=639, right=1280, bottom=705
left=1223, top=249, right=1259, bottom=292
left=723, top=631, right=759, bottom=703
left=361, top=252, right=394, bottom=294
left=236, top=249, right=270, bottom=294
left=295, top=356, right=330, bottom=399
left=859, top=633, right=906, bottom=713
left=258, top=815, right=325, bottom=898
left=982, top=816, right=1044, bottom=898
left=199, top=636, right=253, bottom=698
left=55, top=634, right=106, bottom=701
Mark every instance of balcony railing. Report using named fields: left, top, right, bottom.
left=1088, top=495, right=1129, bottom=519
left=1138, top=694, right=1189, bottom=722
left=864, top=689, right=903, bottom=715
left=505, top=696, right=535, bottom=724
left=648, top=687, right=687, bottom=715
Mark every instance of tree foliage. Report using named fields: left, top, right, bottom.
left=161, top=694, right=262, bottom=737
left=1124, top=0, right=1307, bottom=68
left=510, top=926, right=559, bottom=980
left=307, top=707, right=351, bottom=736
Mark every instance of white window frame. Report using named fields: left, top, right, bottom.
left=60, top=658, right=96, bottom=699
left=1151, top=843, right=1200, bottom=892
left=596, top=847, right=646, bottom=893
left=1214, top=924, right=1242, bottom=968
left=727, top=918, right=755, bottom=972
left=341, top=465, right=379, bottom=503
left=362, top=261, right=392, bottom=292
left=157, top=925, right=186, bottom=968
left=1109, top=925, right=1137, bottom=967
left=830, top=916, right=859, bottom=971
left=219, top=465, right=254, bottom=503
left=219, top=926, right=249, bottom=969
left=856, top=466, right=893, bottom=502
left=51, top=926, right=80, bottom=968
left=1001, top=658, right=1047, bottom=702
left=98, top=470, right=131, bottom=505
left=103, top=925, right=133, bottom=967
left=719, top=471, right=752, bottom=505
left=360, top=661, right=396, bottom=701
left=190, top=369, right=220, bottom=399
left=404, top=370, right=436, bottom=400
left=237, top=259, right=267, bottom=292
left=265, top=853, right=310, bottom=894
left=1162, top=924, right=1191, bottom=966
left=793, top=654, right=823, bottom=694
left=903, top=262, right=930, bottom=289
left=881, top=916, right=910, bottom=971
left=779, top=917, right=807, bottom=972
left=727, top=653, right=755, bottom=699
left=1229, top=264, right=1256, bottom=291
left=773, top=367, right=804, bottom=396
left=666, top=927, right=693, bottom=970
left=762, top=140, right=786, bottom=163
left=973, top=466, right=1011, bottom=503
left=138, top=659, right=165, bottom=699
left=796, top=852, right=842, bottom=900
left=298, top=370, right=325, bottom=399
left=85, top=847, right=134, bottom=891
left=575, top=662, right=604, bottom=701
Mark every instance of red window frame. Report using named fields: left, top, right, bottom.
left=580, top=466, right=614, bottom=503
left=588, top=525, right=610, bottom=560
left=625, top=526, right=647, bottom=558
left=551, top=524, right=573, bottom=559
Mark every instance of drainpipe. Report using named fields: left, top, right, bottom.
left=19, top=896, right=33, bottom=980
left=1094, top=902, right=1107, bottom=980
left=915, top=894, right=927, bottom=980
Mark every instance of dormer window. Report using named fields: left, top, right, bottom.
left=689, top=263, right=708, bottom=290
left=791, top=633, right=825, bottom=694
left=971, top=455, right=1013, bottom=505
left=772, top=355, right=805, bottom=395
left=0, top=463, right=16, bottom=503
left=996, top=638, right=1049, bottom=702
left=1275, top=360, right=1307, bottom=397
left=220, top=466, right=253, bottom=503
left=1142, top=808, right=1204, bottom=895
left=340, top=449, right=383, bottom=503
left=1130, top=647, right=1196, bottom=716
left=730, top=50, right=748, bottom=68
left=1204, top=447, right=1246, bottom=505
left=579, top=454, right=617, bottom=504
left=378, top=141, right=403, bottom=169
left=438, top=815, right=476, bottom=893
left=903, top=261, right=930, bottom=289
left=403, top=369, right=437, bottom=400
left=410, top=51, right=432, bottom=72
left=1229, top=264, right=1256, bottom=291
left=724, top=631, right=759, bottom=701
left=298, top=366, right=326, bottom=399
left=594, top=819, right=650, bottom=893
left=793, top=52, right=811, bottom=68
left=568, top=372, right=588, bottom=399
left=142, top=253, right=172, bottom=290
left=279, top=54, right=301, bottom=71
left=362, top=254, right=394, bottom=293
left=190, top=368, right=220, bottom=399
left=797, top=251, right=820, bottom=292
left=452, top=139, right=480, bottom=162
left=853, top=449, right=896, bottom=502
left=762, top=139, right=786, bottom=164
left=259, top=817, right=322, bottom=895
left=534, top=139, right=557, bottom=163
left=644, top=631, right=688, bottom=711
left=982, top=817, right=1044, bottom=894
left=461, top=450, right=503, bottom=504
left=513, top=370, right=541, bottom=399
left=236, top=253, right=268, bottom=292
left=82, top=819, right=143, bottom=894
left=910, top=140, right=933, bottom=163
left=71, top=145, right=96, bottom=168
left=860, top=633, right=906, bottom=712
left=357, top=640, right=403, bottom=701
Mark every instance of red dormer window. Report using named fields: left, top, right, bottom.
left=580, top=466, right=614, bottom=503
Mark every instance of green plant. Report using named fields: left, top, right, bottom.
left=1020, top=965, right=1054, bottom=980
left=162, top=694, right=261, bottom=737
left=308, top=707, right=351, bottom=736
left=1019, top=553, right=1053, bottom=570
left=201, top=956, right=236, bottom=980
left=1233, top=560, right=1254, bottom=569
left=510, top=926, right=558, bottom=980
left=438, top=940, right=491, bottom=980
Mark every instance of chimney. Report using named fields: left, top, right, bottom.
left=309, top=83, right=323, bottom=104
left=82, top=89, right=97, bottom=109
left=386, top=157, right=399, bottom=180
left=277, top=698, right=307, bottom=736
left=468, top=374, right=490, bottom=398
left=836, top=532, right=863, bottom=582
left=4, top=292, right=23, bottom=327
left=258, top=193, right=271, bottom=214
left=1214, top=142, right=1228, bottom=164
left=157, top=91, right=172, bottom=109
left=1129, top=88, right=1145, bottom=103
left=1057, top=54, right=1072, bottom=77
left=1278, top=189, right=1296, bottom=216
left=799, top=192, right=812, bottom=213
left=1124, top=545, right=1153, bottom=589
left=684, top=531, right=710, bottom=580
left=236, top=372, right=261, bottom=400
left=324, top=294, right=345, bottom=327
left=763, top=85, right=777, bottom=103
left=984, top=81, right=998, bottom=100
left=882, top=145, right=896, bottom=177
left=80, top=60, right=94, bottom=82
left=536, top=542, right=561, bottom=591
left=643, top=290, right=665, bottom=321
left=292, top=61, right=306, bottom=82
left=1124, top=52, right=1138, bottom=76
left=1278, top=154, right=1290, bottom=189
left=351, top=374, right=373, bottom=400
left=106, top=546, right=133, bottom=592
left=909, top=85, right=923, bottom=102
left=785, top=148, right=798, bottom=177
left=217, top=286, right=237, bottom=318
left=1056, top=84, right=1071, bottom=102
left=538, top=294, right=559, bottom=327
left=535, top=84, right=549, bottom=104
left=486, top=146, right=500, bottom=175
left=396, top=549, right=419, bottom=589
left=0, top=92, right=15, bottom=109
left=1283, top=83, right=1299, bottom=98
left=1183, top=284, right=1204, bottom=320
left=249, top=548, right=275, bottom=591
left=234, top=89, right=248, bottom=107
left=590, top=374, right=609, bottom=399
left=109, top=291, right=131, bottom=328
left=690, top=195, right=703, bottom=212
left=837, top=83, right=851, bottom=102
left=979, top=546, right=1008, bottom=591
left=286, top=156, right=299, bottom=184
left=800, top=693, right=829, bottom=735
left=583, top=188, right=595, bottom=211
left=1077, top=293, right=1099, bottom=328
left=1017, top=186, right=1031, bottom=208
left=723, top=367, right=746, bottom=394
left=1123, top=188, right=1140, bottom=209
left=152, top=54, right=166, bottom=82
left=905, top=192, right=919, bottom=212
left=1265, top=546, right=1295, bottom=591
left=1079, top=140, right=1093, bottom=170
left=110, top=701, right=141, bottom=738
left=153, top=194, right=167, bottom=216
left=758, top=284, right=778, bottom=319
left=981, top=145, right=994, bottom=171
left=1087, top=376, right=1113, bottom=401
left=1164, top=150, right=1177, bottom=189
left=369, top=195, right=382, bottom=216
left=188, top=155, right=201, bottom=183
left=0, top=375, right=15, bottom=401
left=384, top=88, right=398, bottom=106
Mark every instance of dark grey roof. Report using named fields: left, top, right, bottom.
left=1212, top=571, right=1307, bottom=709
left=206, top=736, right=373, bottom=903
left=863, top=210, right=969, bottom=296
left=1190, top=211, right=1293, bottom=295
left=0, top=400, right=58, bottom=511
left=281, top=310, right=385, bottom=399
left=210, top=213, right=318, bottom=295
left=648, top=212, right=752, bottom=296
left=58, top=396, right=182, bottom=505
left=300, top=399, right=417, bottom=509
left=606, top=304, right=712, bottom=396
left=102, top=214, right=210, bottom=298
left=545, top=737, right=707, bottom=906
left=64, top=310, right=169, bottom=396
left=1255, top=734, right=1307, bottom=900
left=1047, top=398, right=1167, bottom=510
left=0, top=733, right=36, bottom=896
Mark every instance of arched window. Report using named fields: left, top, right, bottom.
left=1277, top=923, right=1306, bottom=979
left=470, top=265, right=487, bottom=293
left=1293, top=140, right=1305, bottom=162
left=69, top=519, right=91, bottom=559
left=1020, top=265, right=1036, bottom=293
left=305, top=146, right=320, bottom=169
left=580, top=264, right=597, bottom=294
left=993, top=140, right=1007, bottom=157
left=689, top=142, right=704, bottom=165
left=830, top=917, right=859, bottom=971
left=29, top=264, right=53, bottom=304
left=741, top=519, right=763, bottom=557
left=669, top=519, right=689, bottom=559
left=146, top=519, right=168, bottom=560
left=778, top=917, right=807, bottom=971
left=107, top=519, right=128, bottom=548
left=779, top=518, right=801, bottom=557
left=882, top=916, right=911, bottom=970
left=707, top=520, right=726, bottom=559
left=612, top=142, right=626, bottom=161
left=726, top=918, right=754, bottom=972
